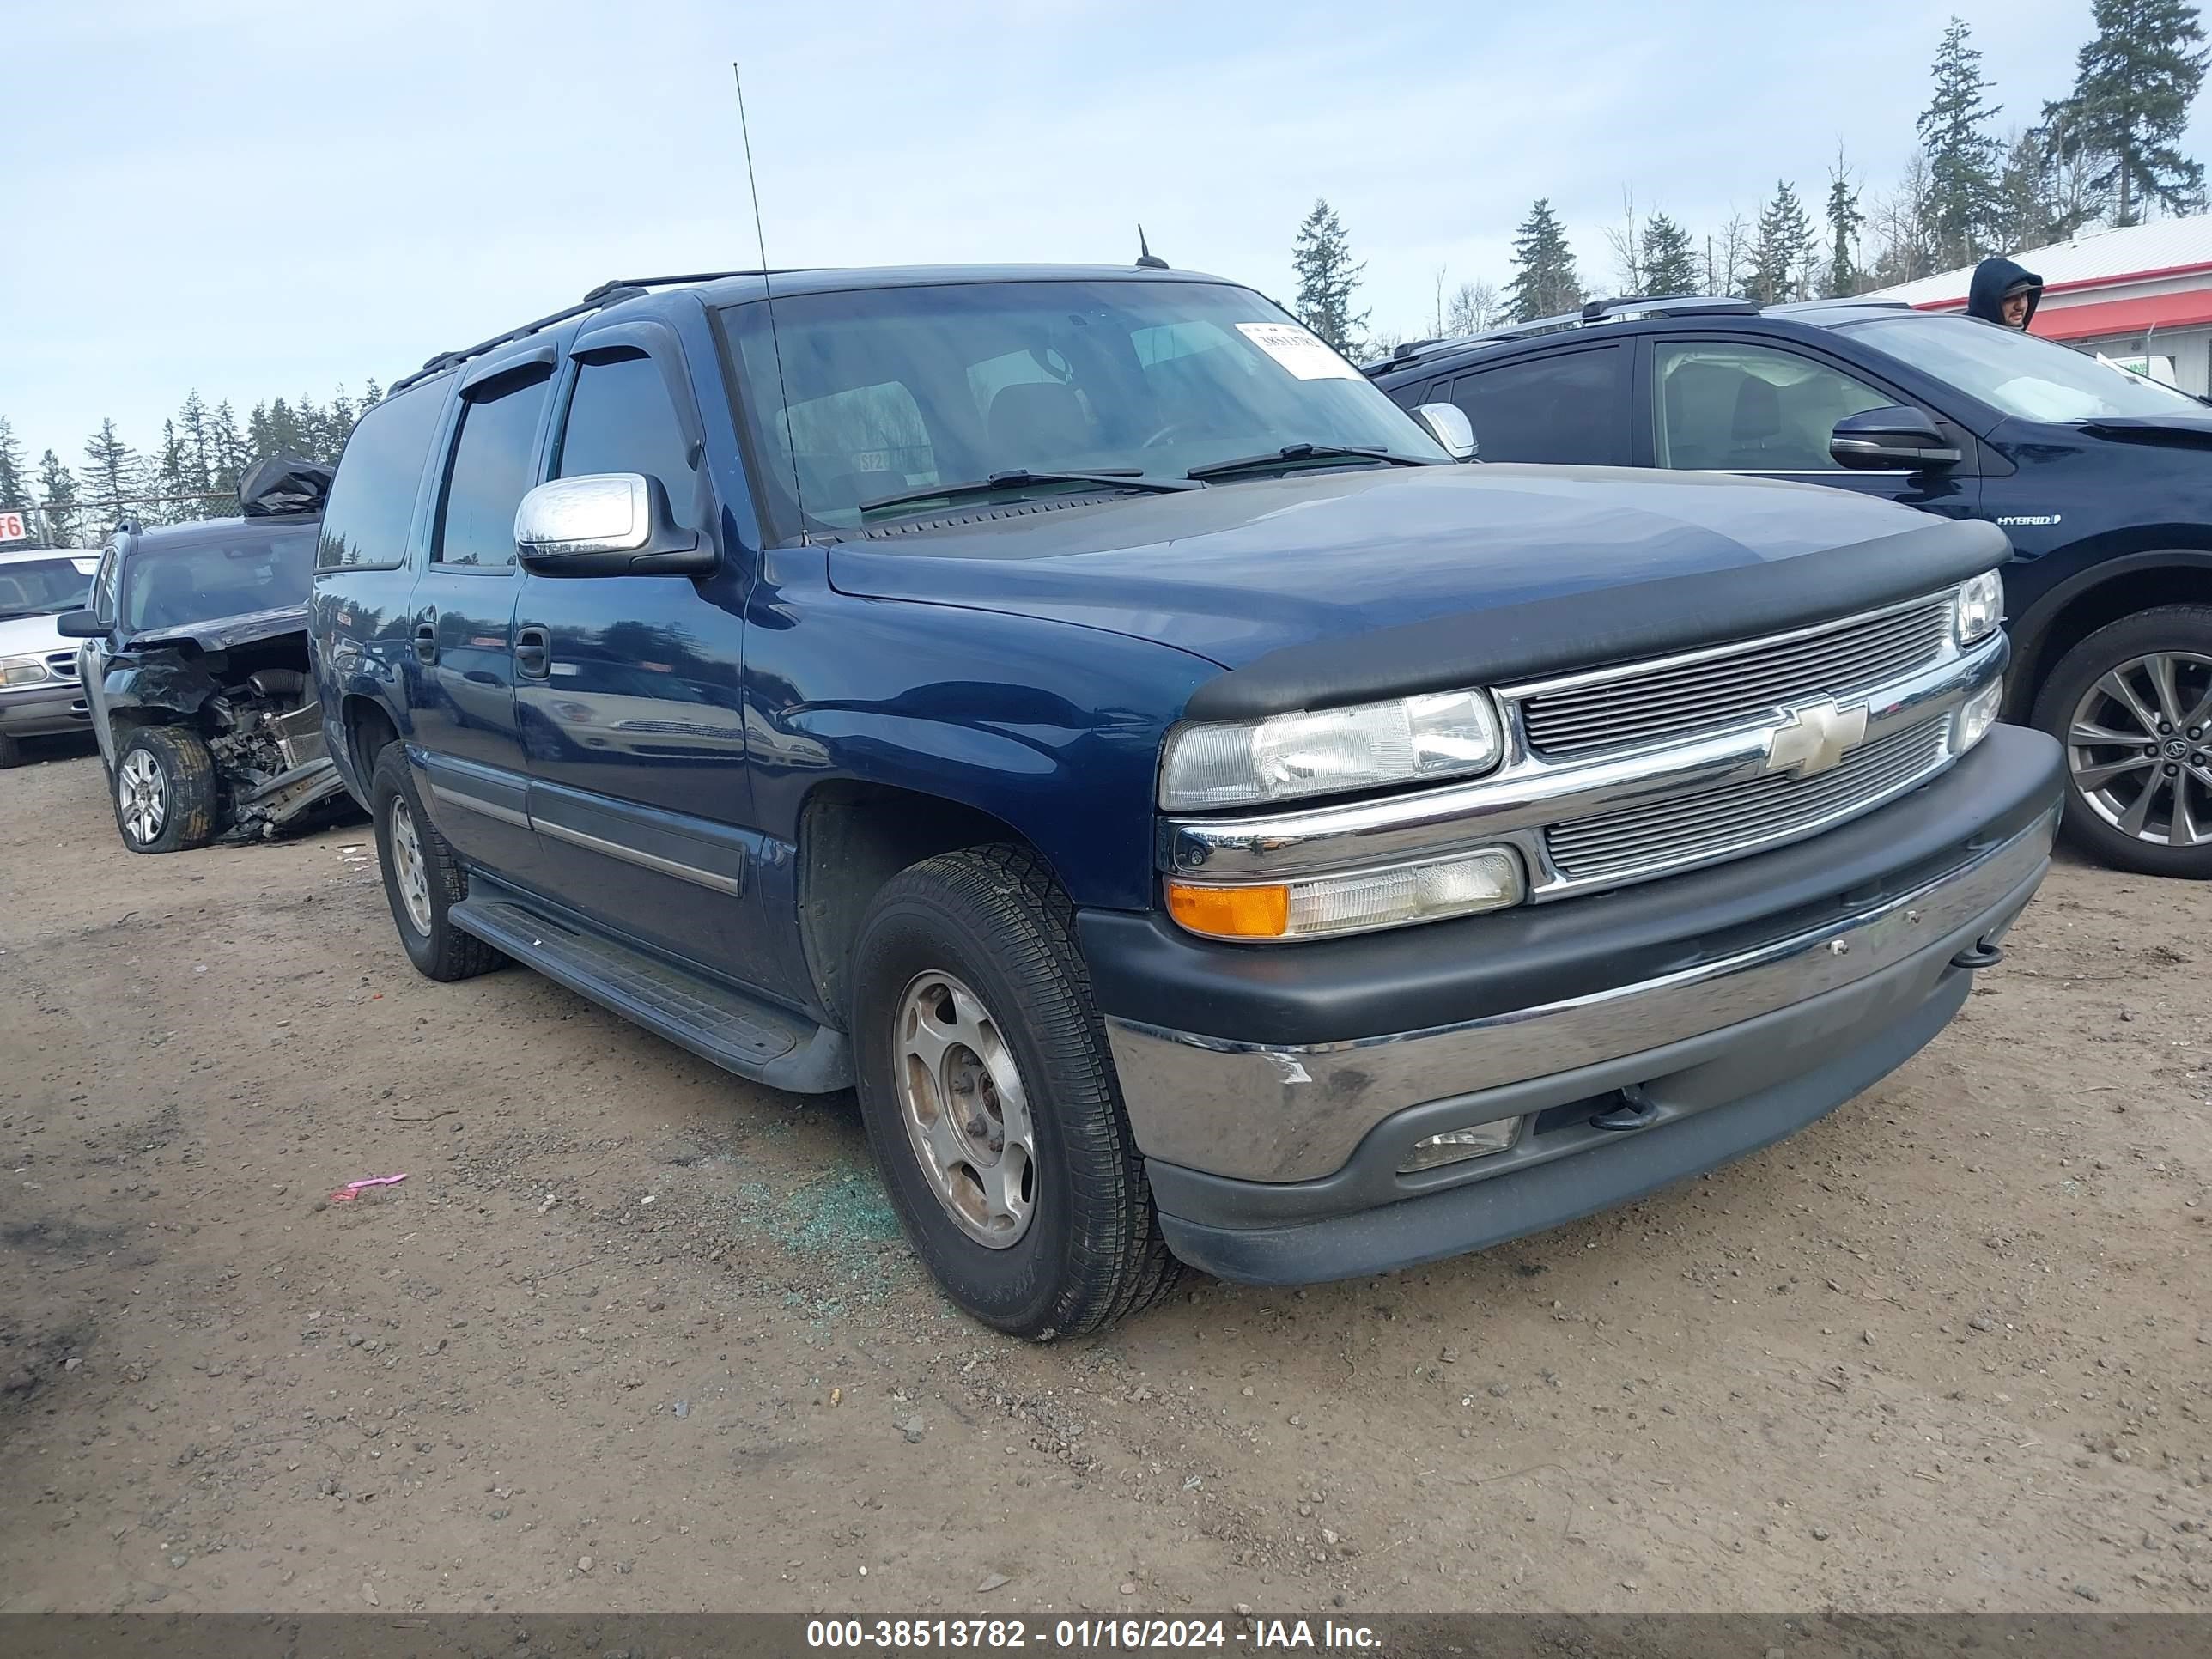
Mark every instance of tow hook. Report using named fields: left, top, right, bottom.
left=1950, top=939, right=2005, bottom=969
left=1589, top=1084, right=1659, bottom=1132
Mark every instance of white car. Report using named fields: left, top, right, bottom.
left=0, top=547, right=101, bottom=767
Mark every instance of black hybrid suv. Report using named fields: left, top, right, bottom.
left=1368, top=297, right=2212, bottom=878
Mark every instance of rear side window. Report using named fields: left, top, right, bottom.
left=318, top=380, right=448, bottom=571
left=552, top=353, right=694, bottom=495
left=1449, top=345, right=1630, bottom=465
left=435, top=368, right=554, bottom=569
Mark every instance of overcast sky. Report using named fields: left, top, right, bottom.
left=5, top=0, right=2206, bottom=481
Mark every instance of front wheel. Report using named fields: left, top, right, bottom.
left=849, top=845, right=1180, bottom=1338
left=112, top=726, right=219, bottom=854
left=2032, top=604, right=2212, bottom=878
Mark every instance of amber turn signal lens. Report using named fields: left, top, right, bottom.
left=1165, top=880, right=1291, bottom=940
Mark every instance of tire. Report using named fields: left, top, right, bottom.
left=369, top=743, right=503, bottom=981
left=0, top=733, right=20, bottom=769
left=849, top=844, right=1180, bottom=1339
left=2032, top=604, right=2212, bottom=879
left=112, top=726, right=219, bottom=854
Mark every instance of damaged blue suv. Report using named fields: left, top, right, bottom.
left=313, top=265, right=2062, bottom=1335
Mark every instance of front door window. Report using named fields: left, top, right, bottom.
left=1652, top=342, right=1894, bottom=472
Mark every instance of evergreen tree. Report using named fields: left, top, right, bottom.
left=177, top=390, right=215, bottom=515
left=1638, top=214, right=1700, bottom=296
left=82, top=419, right=143, bottom=530
left=1918, top=16, right=2004, bottom=265
left=1505, top=199, right=1583, bottom=322
left=1291, top=198, right=1369, bottom=356
left=2043, top=0, right=2209, bottom=225
left=1747, top=181, right=1816, bottom=303
left=1995, top=128, right=2083, bottom=251
left=36, top=451, right=82, bottom=548
left=153, top=421, right=193, bottom=526
left=210, top=401, right=247, bottom=501
left=1825, top=157, right=1866, bottom=296
left=0, top=418, right=28, bottom=514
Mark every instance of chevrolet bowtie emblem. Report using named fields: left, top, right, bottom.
left=1765, top=697, right=1869, bottom=777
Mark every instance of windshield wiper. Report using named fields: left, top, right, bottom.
left=859, top=468, right=1200, bottom=515
left=1186, top=443, right=1442, bottom=483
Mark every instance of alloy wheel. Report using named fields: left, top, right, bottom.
left=892, top=969, right=1037, bottom=1249
left=2065, top=650, right=2212, bottom=848
left=388, top=797, right=434, bottom=936
left=118, top=750, right=167, bottom=847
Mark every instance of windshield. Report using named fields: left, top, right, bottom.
left=0, top=558, right=94, bottom=621
left=722, top=279, right=1445, bottom=539
left=118, top=529, right=319, bottom=635
left=1847, top=313, right=2208, bottom=423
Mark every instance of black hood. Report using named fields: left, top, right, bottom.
left=1967, top=257, right=2043, bottom=327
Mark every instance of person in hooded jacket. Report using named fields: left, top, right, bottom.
left=1966, top=257, right=2044, bottom=329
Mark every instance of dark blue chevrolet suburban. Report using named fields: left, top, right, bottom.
left=312, top=264, right=2063, bottom=1336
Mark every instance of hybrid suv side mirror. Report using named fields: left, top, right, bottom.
left=512, top=474, right=715, bottom=577
left=1830, top=406, right=1961, bottom=471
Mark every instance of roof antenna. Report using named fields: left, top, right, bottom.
left=1135, top=225, right=1168, bottom=270
left=733, top=62, right=813, bottom=542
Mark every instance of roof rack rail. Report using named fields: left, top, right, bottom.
left=1362, top=295, right=1761, bottom=375
left=387, top=269, right=809, bottom=397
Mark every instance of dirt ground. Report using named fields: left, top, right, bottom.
left=2, top=738, right=2208, bottom=1619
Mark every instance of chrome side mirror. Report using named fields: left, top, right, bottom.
left=512, top=474, right=714, bottom=576
left=1411, top=403, right=1478, bottom=461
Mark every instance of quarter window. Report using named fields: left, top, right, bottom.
left=318, top=379, right=448, bottom=570
left=1448, top=346, right=1630, bottom=465
left=434, top=368, right=553, bottom=568
left=1651, top=342, right=1893, bottom=471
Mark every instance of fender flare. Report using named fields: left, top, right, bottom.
left=2008, top=548, right=2212, bottom=698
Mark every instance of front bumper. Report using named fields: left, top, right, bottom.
left=0, top=682, right=91, bottom=738
left=1084, top=724, right=2063, bottom=1284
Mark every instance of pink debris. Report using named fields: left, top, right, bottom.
left=328, top=1173, right=409, bottom=1204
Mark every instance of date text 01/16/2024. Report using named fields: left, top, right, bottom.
left=804, top=1618, right=1382, bottom=1650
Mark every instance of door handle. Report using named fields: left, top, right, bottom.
left=514, top=625, right=551, bottom=680
left=412, top=612, right=438, bottom=665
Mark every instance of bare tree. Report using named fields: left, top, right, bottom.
left=1601, top=186, right=1645, bottom=295
left=1704, top=214, right=1752, bottom=298
left=1867, top=151, right=1942, bottom=285
left=1431, top=265, right=1449, bottom=338
left=1445, top=279, right=1502, bottom=336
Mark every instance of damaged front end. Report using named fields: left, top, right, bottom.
left=103, top=620, right=352, bottom=842
left=202, top=668, right=352, bottom=841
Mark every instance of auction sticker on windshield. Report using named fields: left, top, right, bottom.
left=1237, top=322, right=1360, bottom=380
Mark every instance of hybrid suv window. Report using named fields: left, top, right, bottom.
left=722, top=281, right=1446, bottom=539
left=435, top=368, right=553, bottom=568
left=318, top=380, right=449, bottom=570
left=1651, top=342, right=1893, bottom=471
left=1847, top=313, right=2207, bottom=423
left=1449, top=345, right=1629, bottom=465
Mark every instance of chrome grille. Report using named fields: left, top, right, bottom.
left=45, top=651, right=78, bottom=680
left=1518, top=597, right=1952, bottom=757
left=1546, top=716, right=1952, bottom=885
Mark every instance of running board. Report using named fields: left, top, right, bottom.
left=450, top=896, right=853, bottom=1094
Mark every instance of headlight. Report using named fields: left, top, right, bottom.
left=1160, top=689, right=1502, bottom=811
left=1166, top=845, right=1525, bottom=941
left=1953, top=571, right=2003, bottom=644
left=0, top=654, right=51, bottom=687
left=1952, top=678, right=2002, bottom=754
